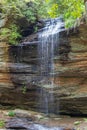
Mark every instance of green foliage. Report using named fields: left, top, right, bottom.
left=0, top=0, right=47, bottom=44
left=0, top=0, right=24, bottom=44
left=0, top=0, right=85, bottom=44
left=21, top=85, right=27, bottom=94
left=84, top=118, right=87, bottom=122
left=74, top=121, right=81, bottom=125
left=0, top=120, right=5, bottom=128
left=46, top=0, right=85, bottom=27
left=0, top=24, right=21, bottom=44
left=23, top=0, right=47, bottom=22
left=8, top=111, right=15, bottom=117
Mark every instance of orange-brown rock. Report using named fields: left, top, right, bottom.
left=54, top=23, right=87, bottom=115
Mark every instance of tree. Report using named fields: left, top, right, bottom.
left=0, top=0, right=47, bottom=44
left=0, top=0, right=86, bottom=44
left=46, top=0, right=85, bottom=27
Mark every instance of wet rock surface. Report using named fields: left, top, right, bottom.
left=0, top=19, right=87, bottom=115
left=0, top=109, right=86, bottom=130
left=6, top=118, right=64, bottom=130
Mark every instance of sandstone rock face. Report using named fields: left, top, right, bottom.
left=0, top=22, right=87, bottom=115
left=56, top=24, right=87, bottom=115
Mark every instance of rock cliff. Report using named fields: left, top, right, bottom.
left=59, top=23, right=87, bottom=115
left=0, top=21, right=87, bottom=115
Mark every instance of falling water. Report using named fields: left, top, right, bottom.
left=38, top=17, right=64, bottom=114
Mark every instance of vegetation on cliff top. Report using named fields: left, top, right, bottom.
left=46, top=0, right=85, bottom=27
left=0, top=0, right=47, bottom=44
left=0, top=0, right=85, bottom=45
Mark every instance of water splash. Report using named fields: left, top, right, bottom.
left=29, top=124, right=63, bottom=130
left=38, top=17, right=64, bottom=114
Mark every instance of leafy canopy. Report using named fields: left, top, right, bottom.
left=0, top=0, right=47, bottom=44
left=0, top=0, right=85, bottom=44
left=46, top=0, right=85, bottom=27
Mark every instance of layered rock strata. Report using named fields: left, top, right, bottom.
left=0, top=22, right=87, bottom=115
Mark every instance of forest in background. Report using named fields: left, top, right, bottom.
left=0, top=0, right=85, bottom=44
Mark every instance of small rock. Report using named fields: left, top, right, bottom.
left=6, top=117, right=32, bottom=129
left=34, top=114, right=45, bottom=120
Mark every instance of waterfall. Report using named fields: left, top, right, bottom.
left=38, top=17, right=64, bottom=114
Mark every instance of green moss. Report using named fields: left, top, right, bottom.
left=8, top=111, right=15, bottom=117
left=0, top=120, right=5, bottom=128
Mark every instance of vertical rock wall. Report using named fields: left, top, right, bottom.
left=0, top=42, right=14, bottom=107
left=55, top=23, right=87, bottom=115
left=0, top=22, right=87, bottom=115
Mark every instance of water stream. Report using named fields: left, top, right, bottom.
left=38, top=18, right=64, bottom=114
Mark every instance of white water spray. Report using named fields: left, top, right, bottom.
left=38, top=17, right=64, bottom=114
